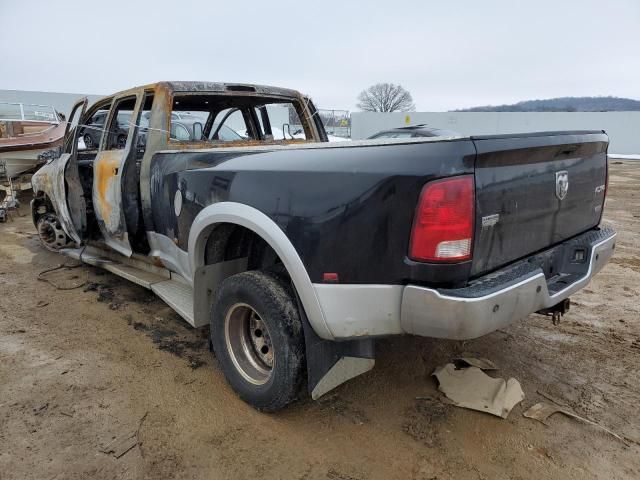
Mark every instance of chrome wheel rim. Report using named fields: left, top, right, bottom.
left=224, top=303, right=274, bottom=385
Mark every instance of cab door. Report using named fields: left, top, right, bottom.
left=51, top=97, right=88, bottom=244
left=92, top=93, right=142, bottom=256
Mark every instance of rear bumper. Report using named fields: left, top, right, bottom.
left=313, top=227, right=616, bottom=340
left=401, top=227, right=616, bottom=339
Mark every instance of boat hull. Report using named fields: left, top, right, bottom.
left=0, top=147, right=50, bottom=178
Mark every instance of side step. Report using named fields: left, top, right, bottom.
left=151, top=279, right=195, bottom=326
left=61, top=246, right=196, bottom=326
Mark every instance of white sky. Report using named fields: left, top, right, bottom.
left=1, top=0, right=638, bottom=111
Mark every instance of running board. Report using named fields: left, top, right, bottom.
left=151, top=280, right=195, bottom=325
left=61, top=246, right=196, bottom=326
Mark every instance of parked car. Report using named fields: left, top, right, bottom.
left=368, top=124, right=459, bottom=139
left=169, top=118, right=242, bottom=142
left=80, top=110, right=130, bottom=149
left=31, top=82, right=615, bottom=411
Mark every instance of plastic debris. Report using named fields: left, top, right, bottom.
left=433, top=363, right=524, bottom=419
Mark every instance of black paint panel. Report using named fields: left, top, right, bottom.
left=472, top=132, right=608, bottom=276
left=148, top=131, right=608, bottom=287
left=149, top=140, right=476, bottom=285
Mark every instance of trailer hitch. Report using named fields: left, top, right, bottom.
left=537, top=298, right=571, bottom=326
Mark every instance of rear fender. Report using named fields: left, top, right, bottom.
left=188, top=202, right=333, bottom=340
left=188, top=202, right=375, bottom=398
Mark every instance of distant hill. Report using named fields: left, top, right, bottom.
left=455, top=96, right=640, bottom=112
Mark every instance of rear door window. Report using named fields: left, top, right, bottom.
left=106, top=97, right=136, bottom=150
left=82, top=106, right=111, bottom=150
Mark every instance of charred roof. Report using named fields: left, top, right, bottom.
left=108, top=81, right=303, bottom=100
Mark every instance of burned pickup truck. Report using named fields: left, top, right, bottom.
left=31, top=81, right=616, bottom=411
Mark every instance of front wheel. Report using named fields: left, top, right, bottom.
left=36, top=213, right=72, bottom=251
left=211, top=270, right=305, bottom=412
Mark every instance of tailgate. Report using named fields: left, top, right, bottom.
left=471, top=131, right=608, bottom=277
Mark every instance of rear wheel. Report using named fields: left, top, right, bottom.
left=83, top=133, right=93, bottom=149
left=211, top=270, right=305, bottom=411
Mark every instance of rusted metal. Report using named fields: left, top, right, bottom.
left=93, top=150, right=121, bottom=226
left=31, top=98, right=89, bottom=244
left=31, top=81, right=325, bottom=265
left=167, top=138, right=312, bottom=149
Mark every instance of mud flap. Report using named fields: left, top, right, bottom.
left=295, top=294, right=375, bottom=400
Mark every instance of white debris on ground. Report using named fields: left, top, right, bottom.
left=433, top=361, right=524, bottom=419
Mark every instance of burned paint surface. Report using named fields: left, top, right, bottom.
left=94, top=151, right=120, bottom=222
left=31, top=80, right=327, bottom=263
left=92, top=148, right=132, bottom=255
left=31, top=154, right=83, bottom=244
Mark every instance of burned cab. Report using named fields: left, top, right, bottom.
left=31, top=82, right=325, bottom=254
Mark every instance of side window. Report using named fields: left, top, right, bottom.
left=217, top=124, right=243, bottom=142
left=170, top=123, right=191, bottom=141
left=63, top=99, right=86, bottom=154
left=81, top=106, right=111, bottom=150
left=210, top=108, right=248, bottom=141
left=169, top=95, right=210, bottom=143
left=254, top=102, right=310, bottom=140
left=135, top=93, right=153, bottom=159
left=106, top=97, right=136, bottom=150
left=167, top=94, right=312, bottom=144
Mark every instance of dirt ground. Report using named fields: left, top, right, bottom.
left=1, top=161, right=639, bottom=480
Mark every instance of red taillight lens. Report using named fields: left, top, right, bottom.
left=409, top=175, right=475, bottom=262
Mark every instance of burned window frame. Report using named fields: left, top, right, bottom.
left=104, top=96, right=137, bottom=151
left=166, top=91, right=317, bottom=148
left=81, top=99, right=113, bottom=152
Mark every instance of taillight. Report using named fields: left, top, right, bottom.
left=409, top=175, right=475, bottom=262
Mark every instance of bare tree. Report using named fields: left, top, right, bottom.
left=356, top=83, right=416, bottom=112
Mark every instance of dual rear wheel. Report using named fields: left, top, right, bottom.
left=211, top=270, right=306, bottom=412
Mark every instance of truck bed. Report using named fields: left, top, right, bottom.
left=149, top=130, right=608, bottom=289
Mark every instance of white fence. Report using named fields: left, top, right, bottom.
left=351, top=111, right=640, bottom=154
